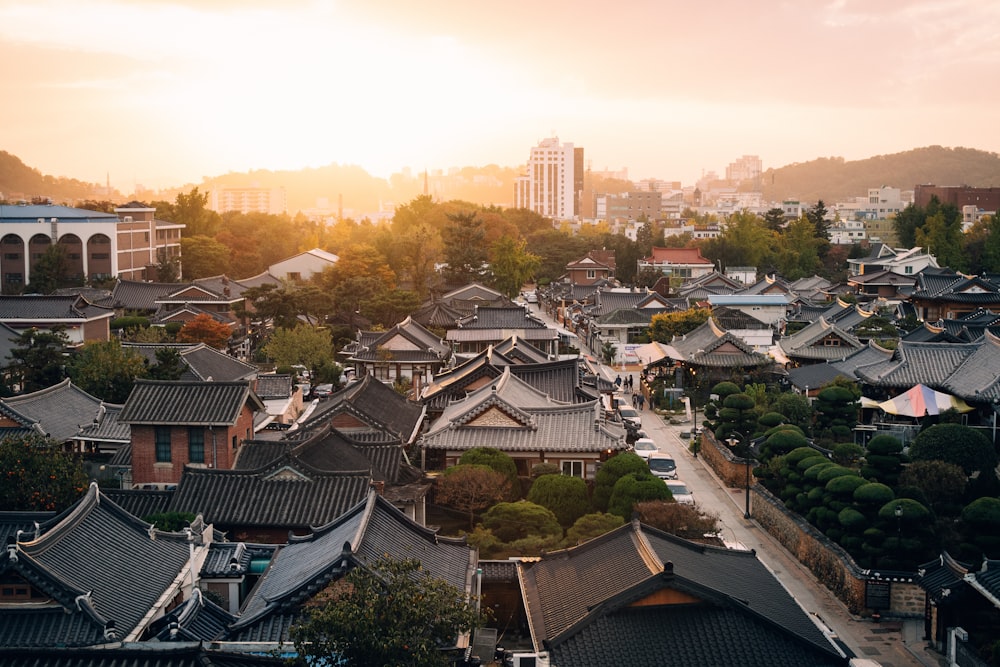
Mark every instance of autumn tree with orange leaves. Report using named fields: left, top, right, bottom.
left=176, top=313, right=233, bottom=349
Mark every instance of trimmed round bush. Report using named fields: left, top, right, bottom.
left=527, top=474, right=590, bottom=528
left=838, top=507, right=868, bottom=530
left=796, top=455, right=829, bottom=472
left=853, top=482, right=895, bottom=506
left=785, top=447, right=822, bottom=467
left=803, top=461, right=835, bottom=481
left=758, top=412, right=786, bottom=428
left=909, top=424, right=997, bottom=474
left=826, top=474, right=867, bottom=497
left=764, top=430, right=809, bottom=458
left=866, top=434, right=903, bottom=455
left=764, top=423, right=805, bottom=438
left=816, top=465, right=856, bottom=485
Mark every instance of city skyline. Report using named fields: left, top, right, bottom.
left=2, top=0, right=998, bottom=195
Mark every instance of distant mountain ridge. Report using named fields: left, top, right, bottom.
left=759, top=146, right=1000, bottom=204
left=3, top=146, right=999, bottom=214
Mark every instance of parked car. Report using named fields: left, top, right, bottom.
left=632, top=437, right=658, bottom=460
left=618, top=406, right=642, bottom=429
left=647, top=455, right=677, bottom=480
left=311, top=383, right=334, bottom=398
left=664, top=479, right=694, bottom=504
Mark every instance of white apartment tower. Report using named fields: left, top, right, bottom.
left=515, top=137, right=583, bottom=220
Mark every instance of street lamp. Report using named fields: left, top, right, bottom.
left=726, top=432, right=753, bottom=519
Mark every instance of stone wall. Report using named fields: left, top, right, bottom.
left=700, top=431, right=925, bottom=618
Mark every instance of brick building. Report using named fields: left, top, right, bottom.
left=119, top=380, right=264, bottom=488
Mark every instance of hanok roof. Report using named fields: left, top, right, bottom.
left=520, top=521, right=846, bottom=666
left=0, top=483, right=195, bottom=647
left=0, top=643, right=285, bottom=667
left=236, top=423, right=410, bottom=484
left=157, top=276, right=247, bottom=305
left=347, top=315, right=451, bottom=364
left=411, top=299, right=467, bottom=328
left=457, top=305, right=551, bottom=329
left=295, top=374, right=424, bottom=445
left=118, top=380, right=264, bottom=426
left=0, top=295, right=113, bottom=324
left=150, top=302, right=237, bottom=328
left=916, top=552, right=973, bottom=607
left=111, top=280, right=185, bottom=312
left=776, top=317, right=864, bottom=362
left=566, top=250, right=616, bottom=272
left=167, top=460, right=372, bottom=531
left=441, top=282, right=508, bottom=303
left=121, top=342, right=258, bottom=382
left=148, top=589, right=237, bottom=642
left=421, top=368, right=626, bottom=453
left=72, top=404, right=130, bottom=447
left=0, top=511, right=56, bottom=547
left=910, top=268, right=1000, bottom=305
left=854, top=334, right=1000, bottom=401
left=588, top=288, right=673, bottom=318
left=253, top=374, right=293, bottom=399
left=227, top=491, right=476, bottom=642
left=1, top=379, right=111, bottom=443
left=711, top=306, right=772, bottom=331
left=662, top=319, right=772, bottom=368
left=421, top=352, right=596, bottom=412
left=103, top=489, right=175, bottom=520
left=493, top=335, right=551, bottom=363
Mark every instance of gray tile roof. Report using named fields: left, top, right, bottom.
left=229, top=491, right=476, bottom=641
left=854, top=339, right=984, bottom=396
left=777, top=317, right=864, bottom=362
left=2, top=379, right=108, bottom=443
left=457, top=306, right=550, bottom=329
left=148, top=589, right=237, bottom=641
left=111, top=280, right=181, bottom=312
left=102, top=489, right=174, bottom=520
left=519, top=521, right=845, bottom=665
left=119, top=380, right=263, bottom=426
left=2, top=484, right=193, bottom=646
left=297, top=374, right=424, bottom=444
left=254, top=374, right=293, bottom=399
left=72, top=404, right=130, bottom=446
left=167, top=462, right=372, bottom=531
left=0, top=643, right=286, bottom=667
left=421, top=368, right=627, bottom=454
left=200, top=542, right=277, bottom=578
left=237, top=424, right=406, bottom=483
left=662, top=319, right=772, bottom=368
left=0, top=295, right=113, bottom=322
left=493, top=335, right=551, bottom=363
left=347, top=315, right=451, bottom=364
left=0, top=511, right=55, bottom=547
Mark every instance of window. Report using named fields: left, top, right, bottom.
left=586, top=269, right=596, bottom=279
left=155, top=427, right=171, bottom=463
left=188, top=427, right=204, bottom=463
left=562, top=460, right=584, bottom=478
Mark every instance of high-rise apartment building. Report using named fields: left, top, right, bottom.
left=209, top=186, right=287, bottom=215
left=515, top=137, right=583, bottom=220
left=725, top=155, right=762, bottom=186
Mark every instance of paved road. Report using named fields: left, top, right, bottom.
left=526, top=299, right=943, bottom=666
left=637, top=400, right=944, bottom=667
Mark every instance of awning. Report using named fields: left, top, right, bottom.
left=878, top=384, right=974, bottom=417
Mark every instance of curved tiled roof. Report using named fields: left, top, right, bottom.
left=119, top=380, right=263, bottom=426
left=2, top=379, right=108, bottom=443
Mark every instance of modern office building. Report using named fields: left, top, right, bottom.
left=514, top=137, right=584, bottom=220
left=0, top=201, right=183, bottom=290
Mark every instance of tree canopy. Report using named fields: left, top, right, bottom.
left=291, top=555, right=482, bottom=667
left=0, top=434, right=88, bottom=511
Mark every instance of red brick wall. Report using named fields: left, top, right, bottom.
left=130, top=405, right=256, bottom=486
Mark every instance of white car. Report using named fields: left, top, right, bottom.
left=664, top=479, right=694, bottom=504
left=618, top=406, right=642, bottom=429
left=647, top=455, right=678, bottom=480
left=632, top=437, right=658, bottom=460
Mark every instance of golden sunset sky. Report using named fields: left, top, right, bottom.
left=2, top=0, right=998, bottom=194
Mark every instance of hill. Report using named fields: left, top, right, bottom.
left=759, top=146, right=1000, bottom=204
left=0, top=151, right=106, bottom=203
left=4, top=145, right=1000, bottom=214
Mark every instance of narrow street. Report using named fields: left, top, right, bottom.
left=529, top=298, right=944, bottom=667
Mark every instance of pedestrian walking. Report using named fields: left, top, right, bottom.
left=638, top=393, right=645, bottom=410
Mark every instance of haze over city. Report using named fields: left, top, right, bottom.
left=3, top=0, right=999, bottom=195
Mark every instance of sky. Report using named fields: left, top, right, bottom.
left=2, top=0, right=999, bottom=195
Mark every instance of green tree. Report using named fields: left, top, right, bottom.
left=592, top=452, right=649, bottom=512
left=565, top=512, right=625, bottom=546
left=179, top=236, right=231, bottom=279
left=813, top=384, right=859, bottom=443
left=481, top=501, right=562, bottom=544
left=441, top=210, right=489, bottom=285
left=776, top=216, right=824, bottom=280
left=608, top=472, right=672, bottom=520
left=147, top=347, right=186, bottom=381
left=909, top=424, right=997, bottom=475
left=488, top=236, right=540, bottom=299
left=291, top=555, right=482, bottom=667
left=0, top=434, right=88, bottom=511
left=168, top=187, right=221, bottom=237
left=806, top=200, right=830, bottom=240
left=142, top=511, right=197, bottom=531
left=67, top=339, right=147, bottom=403
left=648, top=308, right=711, bottom=342
left=915, top=208, right=966, bottom=272
left=763, top=207, right=786, bottom=232
left=154, top=248, right=181, bottom=283
left=898, top=460, right=967, bottom=515
left=434, top=465, right=510, bottom=531
left=27, top=244, right=73, bottom=293
left=8, top=328, right=69, bottom=392
left=526, top=474, right=590, bottom=528
left=261, top=325, right=334, bottom=371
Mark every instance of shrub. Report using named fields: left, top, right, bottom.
left=608, top=473, right=671, bottom=520
left=831, top=443, right=864, bottom=467
left=565, top=513, right=625, bottom=546
left=526, top=474, right=590, bottom=528
left=592, top=452, right=649, bottom=512
left=481, top=501, right=561, bottom=543
left=459, top=448, right=520, bottom=499
left=909, top=424, right=997, bottom=475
